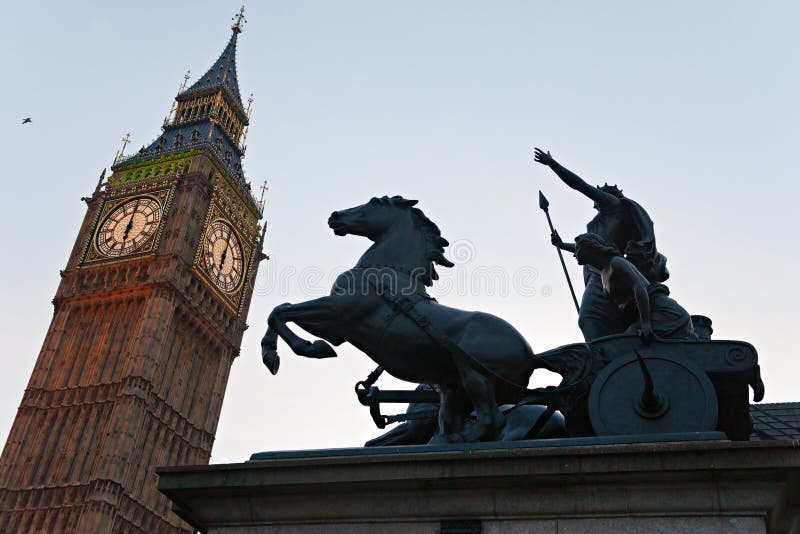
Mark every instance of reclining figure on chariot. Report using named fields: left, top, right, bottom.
left=572, top=233, right=696, bottom=341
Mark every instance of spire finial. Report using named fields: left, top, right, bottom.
left=179, top=70, right=191, bottom=92
left=260, top=220, right=268, bottom=244
left=232, top=6, right=247, bottom=34
left=94, top=168, right=107, bottom=194
left=120, top=132, right=132, bottom=154
left=258, top=179, right=268, bottom=211
left=115, top=133, right=132, bottom=162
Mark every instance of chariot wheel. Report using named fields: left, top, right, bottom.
left=588, top=352, right=718, bottom=436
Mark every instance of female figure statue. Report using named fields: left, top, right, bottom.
left=534, top=148, right=668, bottom=341
left=573, top=233, right=695, bottom=341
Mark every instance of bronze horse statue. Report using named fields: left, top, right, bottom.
left=261, top=196, right=537, bottom=443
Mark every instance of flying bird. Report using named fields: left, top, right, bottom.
left=21, top=118, right=32, bottom=124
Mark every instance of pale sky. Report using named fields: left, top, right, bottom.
left=1, top=1, right=798, bottom=464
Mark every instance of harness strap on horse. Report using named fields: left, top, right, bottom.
left=365, top=276, right=586, bottom=405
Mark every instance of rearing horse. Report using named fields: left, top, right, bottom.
left=261, top=195, right=537, bottom=443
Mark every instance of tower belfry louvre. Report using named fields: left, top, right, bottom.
left=0, top=9, right=265, bottom=533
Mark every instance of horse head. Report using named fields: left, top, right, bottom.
left=328, top=195, right=454, bottom=286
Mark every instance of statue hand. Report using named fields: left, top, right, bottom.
left=639, top=323, right=654, bottom=345
left=551, top=231, right=564, bottom=248
left=533, top=147, right=554, bottom=166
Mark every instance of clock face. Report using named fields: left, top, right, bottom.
left=204, top=220, right=244, bottom=293
left=96, top=197, right=162, bottom=257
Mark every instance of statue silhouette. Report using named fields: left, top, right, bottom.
left=534, top=148, right=668, bottom=341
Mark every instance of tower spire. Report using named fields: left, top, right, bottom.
left=111, top=10, right=261, bottom=216
left=181, top=15, right=245, bottom=108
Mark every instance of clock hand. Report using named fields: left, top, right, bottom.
left=219, top=239, right=230, bottom=274
left=122, top=200, right=140, bottom=241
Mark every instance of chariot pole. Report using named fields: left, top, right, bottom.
left=538, top=191, right=581, bottom=314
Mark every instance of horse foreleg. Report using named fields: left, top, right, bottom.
left=262, top=298, right=341, bottom=368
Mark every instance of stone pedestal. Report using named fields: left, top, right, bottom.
left=157, top=435, right=800, bottom=533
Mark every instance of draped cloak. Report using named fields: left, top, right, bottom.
left=585, top=197, right=668, bottom=285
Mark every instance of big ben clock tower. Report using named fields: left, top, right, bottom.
left=0, top=9, right=265, bottom=533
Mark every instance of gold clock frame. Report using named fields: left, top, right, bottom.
left=192, top=200, right=256, bottom=315
left=81, top=183, right=176, bottom=266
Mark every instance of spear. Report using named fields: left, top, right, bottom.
left=538, top=191, right=580, bottom=314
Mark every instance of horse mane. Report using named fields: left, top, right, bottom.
left=376, top=195, right=454, bottom=286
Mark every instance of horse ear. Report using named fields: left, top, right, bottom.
left=437, top=255, right=455, bottom=268
left=401, top=198, right=418, bottom=207
left=438, top=237, right=449, bottom=247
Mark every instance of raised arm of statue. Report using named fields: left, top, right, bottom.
left=534, top=148, right=619, bottom=209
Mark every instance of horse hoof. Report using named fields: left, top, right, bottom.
left=428, top=433, right=449, bottom=445
left=447, top=433, right=466, bottom=443
left=428, top=433, right=464, bottom=445
left=262, top=350, right=280, bottom=375
left=310, top=340, right=337, bottom=359
left=457, top=418, right=503, bottom=443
